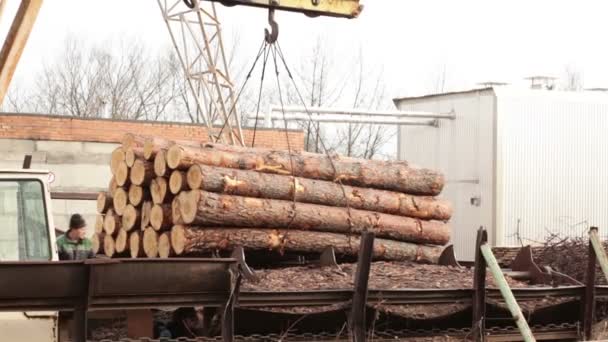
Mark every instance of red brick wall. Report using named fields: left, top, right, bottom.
left=0, top=113, right=304, bottom=150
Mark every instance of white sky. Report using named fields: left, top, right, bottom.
left=2, top=0, right=608, bottom=100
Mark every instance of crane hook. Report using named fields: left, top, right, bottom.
left=265, top=6, right=279, bottom=44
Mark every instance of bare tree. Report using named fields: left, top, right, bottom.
left=561, top=64, right=584, bottom=91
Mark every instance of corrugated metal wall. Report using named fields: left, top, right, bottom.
left=496, top=89, right=608, bottom=245
left=396, top=89, right=496, bottom=260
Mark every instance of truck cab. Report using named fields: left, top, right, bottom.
left=0, top=169, right=59, bottom=341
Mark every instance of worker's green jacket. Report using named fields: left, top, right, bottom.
left=56, top=234, right=95, bottom=260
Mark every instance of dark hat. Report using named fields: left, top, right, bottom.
left=69, top=214, right=86, bottom=230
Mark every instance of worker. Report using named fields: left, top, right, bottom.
left=56, top=214, right=95, bottom=260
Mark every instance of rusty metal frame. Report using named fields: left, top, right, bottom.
left=207, top=0, right=362, bottom=18
left=350, top=231, right=374, bottom=342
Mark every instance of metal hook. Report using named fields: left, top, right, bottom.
left=265, top=6, right=279, bottom=44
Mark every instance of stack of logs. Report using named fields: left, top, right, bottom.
left=92, top=134, right=453, bottom=263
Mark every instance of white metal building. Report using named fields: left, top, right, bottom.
left=394, top=87, right=608, bottom=260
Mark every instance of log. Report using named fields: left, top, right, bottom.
left=141, top=201, right=152, bottom=230
left=110, top=147, right=125, bottom=176
left=104, top=234, right=116, bottom=258
left=129, top=231, right=146, bottom=258
left=143, top=137, right=202, bottom=161
left=154, top=149, right=169, bottom=177
left=171, top=226, right=444, bottom=263
left=115, top=228, right=129, bottom=254
left=128, top=184, right=150, bottom=207
left=103, top=209, right=121, bottom=237
left=150, top=177, right=173, bottom=204
left=150, top=204, right=173, bottom=231
left=95, top=214, right=105, bottom=234
left=169, top=170, right=189, bottom=195
left=108, top=176, right=118, bottom=194
left=92, top=232, right=105, bottom=255
left=125, top=146, right=145, bottom=168
left=158, top=232, right=174, bottom=258
left=96, top=192, right=112, bottom=214
left=187, top=164, right=452, bottom=221
left=167, top=144, right=444, bottom=196
left=112, top=188, right=128, bottom=216
left=122, top=204, right=141, bottom=232
left=171, top=193, right=186, bottom=225
left=179, top=190, right=450, bottom=245
left=143, top=227, right=159, bottom=258
left=115, top=161, right=130, bottom=187
left=122, top=133, right=146, bottom=150
left=131, top=159, right=155, bottom=186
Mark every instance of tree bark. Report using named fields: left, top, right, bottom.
left=128, top=184, right=150, bottom=207
left=112, top=188, right=128, bottom=216
left=179, top=190, right=450, bottom=245
left=129, top=231, right=146, bottom=258
left=103, top=209, right=121, bottom=237
left=97, top=192, right=112, bottom=214
left=114, top=228, right=128, bottom=254
left=158, top=232, right=175, bottom=258
left=104, top=234, right=116, bottom=258
left=167, top=144, right=444, bottom=196
left=115, top=161, right=130, bottom=187
left=150, top=177, right=173, bottom=204
left=95, top=214, right=105, bottom=234
left=125, top=146, right=145, bottom=168
left=169, top=170, right=189, bottom=195
left=122, top=204, right=141, bottom=232
left=92, top=232, right=105, bottom=255
left=187, top=164, right=452, bottom=221
left=143, top=227, right=159, bottom=258
left=154, top=149, right=170, bottom=177
left=171, top=226, right=444, bottom=263
left=150, top=204, right=172, bottom=231
left=141, top=201, right=152, bottom=230
left=110, top=147, right=125, bottom=176
left=131, top=159, right=155, bottom=186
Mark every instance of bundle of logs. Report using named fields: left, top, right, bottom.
left=92, top=134, right=453, bottom=263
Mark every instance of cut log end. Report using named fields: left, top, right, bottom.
left=169, top=170, right=188, bottom=194
left=122, top=204, right=140, bottom=232
left=158, top=232, right=173, bottom=258
left=141, top=201, right=152, bottom=230
left=125, top=148, right=136, bottom=168
left=115, top=162, right=130, bottom=187
left=92, top=233, right=104, bottom=255
left=104, top=234, right=115, bottom=258
left=143, top=139, right=155, bottom=160
left=131, top=159, right=154, bottom=186
left=115, top=229, right=128, bottom=254
left=143, top=227, right=159, bottom=258
left=112, top=188, right=128, bottom=216
left=108, top=176, right=118, bottom=194
left=95, top=214, right=104, bottom=234
left=129, top=231, right=142, bottom=258
left=186, top=165, right=203, bottom=190
left=179, top=190, right=201, bottom=224
left=154, top=150, right=168, bottom=177
left=171, top=225, right=185, bottom=255
left=110, top=147, right=125, bottom=176
left=128, top=185, right=143, bottom=206
left=150, top=204, right=171, bottom=231
left=166, top=145, right=183, bottom=169
left=172, top=194, right=183, bottom=224
left=96, top=192, right=112, bottom=214
left=151, top=177, right=171, bottom=205
left=103, top=209, right=117, bottom=236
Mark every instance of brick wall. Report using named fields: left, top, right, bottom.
left=0, top=113, right=304, bottom=150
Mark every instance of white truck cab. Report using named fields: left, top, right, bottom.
left=0, top=169, right=59, bottom=342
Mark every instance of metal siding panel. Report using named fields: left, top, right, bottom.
left=396, top=90, right=495, bottom=260
left=498, top=94, right=608, bottom=245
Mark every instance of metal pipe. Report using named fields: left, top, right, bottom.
left=589, top=228, right=608, bottom=281
left=480, top=244, right=536, bottom=342
left=268, top=105, right=455, bottom=119
left=249, top=115, right=436, bottom=126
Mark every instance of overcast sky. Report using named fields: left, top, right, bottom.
left=2, top=0, right=608, bottom=101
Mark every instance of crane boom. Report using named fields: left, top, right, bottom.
left=209, top=0, right=362, bottom=18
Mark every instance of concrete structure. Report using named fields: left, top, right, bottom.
left=395, top=87, right=608, bottom=260
left=0, top=113, right=304, bottom=237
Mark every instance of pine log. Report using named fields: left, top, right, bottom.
left=122, top=204, right=141, bottom=232
left=169, top=170, right=189, bottom=195
left=167, top=144, right=444, bottom=196
left=187, top=164, right=452, bottom=221
left=150, top=204, right=172, bottom=231
left=108, top=176, right=119, bottom=195
left=150, top=177, right=173, bottom=204
left=112, top=188, right=128, bottom=216
left=143, top=227, right=159, bottom=258
left=96, top=192, right=112, bottom=214
left=95, top=214, right=105, bottom=234
left=122, top=133, right=146, bottom=150
left=115, top=228, right=129, bottom=254
left=180, top=190, right=450, bottom=245
left=131, top=159, right=155, bottom=186
left=92, top=232, right=105, bottom=255
left=158, top=232, right=174, bottom=258
left=171, top=193, right=186, bottom=225
left=129, top=231, right=146, bottom=258
left=103, top=209, right=121, bottom=237
left=115, top=161, right=130, bottom=187
left=104, top=234, right=116, bottom=258
left=125, top=146, right=145, bottom=168
left=154, top=149, right=169, bottom=177
left=128, top=184, right=150, bottom=207
left=171, top=226, right=444, bottom=263
left=110, top=147, right=125, bottom=176
left=141, top=201, right=152, bottom=230
left=143, top=137, right=202, bottom=161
